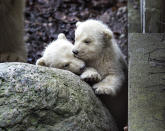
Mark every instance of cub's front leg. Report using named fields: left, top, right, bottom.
left=80, top=67, right=101, bottom=83
left=93, top=73, right=125, bottom=96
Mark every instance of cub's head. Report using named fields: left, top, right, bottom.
left=73, top=19, right=113, bottom=61
left=36, top=33, right=85, bottom=75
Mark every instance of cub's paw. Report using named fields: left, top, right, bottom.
left=0, top=53, right=26, bottom=62
left=93, top=84, right=115, bottom=95
left=80, top=71, right=101, bottom=83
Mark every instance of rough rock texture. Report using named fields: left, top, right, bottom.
left=129, top=34, right=165, bottom=130
left=0, top=63, right=118, bottom=131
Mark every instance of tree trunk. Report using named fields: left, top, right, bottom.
left=160, top=0, right=165, bottom=32
left=128, top=0, right=165, bottom=33
left=128, top=0, right=141, bottom=33
left=145, top=0, right=164, bottom=32
left=128, top=33, right=165, bottom=130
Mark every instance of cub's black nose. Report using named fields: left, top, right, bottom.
left=80, top=64, right=86, bottom=71
left=72, top=50, right=79, bottom=55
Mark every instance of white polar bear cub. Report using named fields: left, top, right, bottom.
left=73, top=19, right=127, bottom=96
left=36, top=33, right=85, bottom=75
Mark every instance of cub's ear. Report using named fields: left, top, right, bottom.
left=58, top=33, right=67, bottom=40
left=101, top=29, right=113, bottom=47
left=76, top=21, right=82, bottom=27
left=36, top=57, right=46, bottom=66
left=103, top=29, right=113, bottom=40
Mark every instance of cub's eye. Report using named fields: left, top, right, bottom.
left=84, top=39, right=91, bottom=45
left=63, top=63, right=69, bottom=68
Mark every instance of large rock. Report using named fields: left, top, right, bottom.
left=129, top=34, right=165, bottom=130
left=0, top=63, right=118, bottom=131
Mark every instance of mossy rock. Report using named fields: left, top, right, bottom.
left=0, top=63, right=118, bottom=131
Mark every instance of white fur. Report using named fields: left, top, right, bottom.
left=36, top=33, right=85, bottom=75
left=73, top=19, right=127, bottom=96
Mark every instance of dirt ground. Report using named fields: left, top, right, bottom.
left=25, top=0, right=127, bottom=64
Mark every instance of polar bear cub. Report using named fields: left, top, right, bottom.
left=36, top=33, right=85, bottom=75
left=73, top=19, right=128, bottom=130
left=73, top=19, right=127, bottom=95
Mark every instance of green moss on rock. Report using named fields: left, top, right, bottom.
left=0, top=62, right=118, bottom=131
